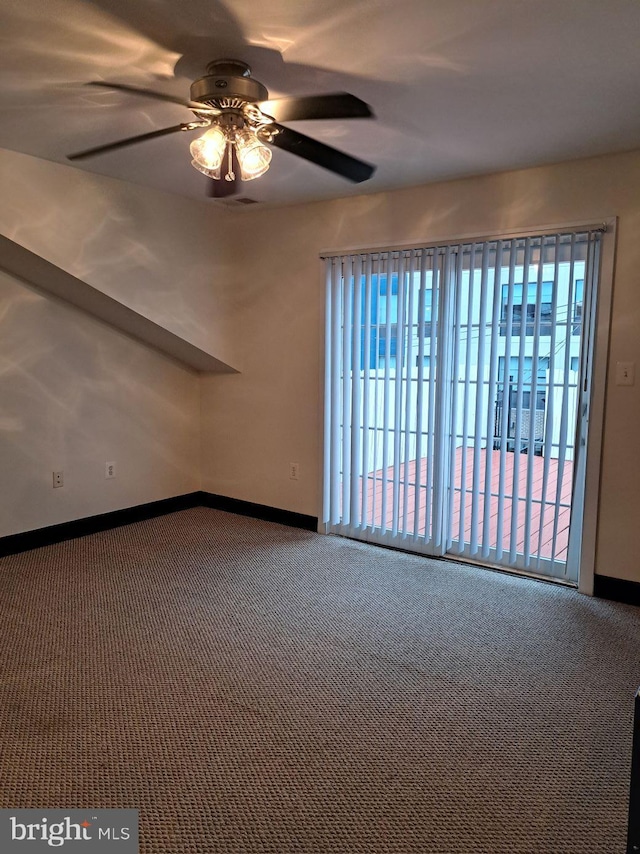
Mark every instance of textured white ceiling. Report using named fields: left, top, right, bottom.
left=2, top=0, right=640, bottom=207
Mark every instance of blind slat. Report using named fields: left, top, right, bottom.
left=481, top=240, right=504, bottom=558
left=509, top=237, right=533, bottom=564
left=549, top=234, right=577, bottom=567
left=380, top=252, right=393, bottom=534
left=329, top=259, right=342, bottom=525
left=341, top=256, right=353, bottom=527
left=361, top=255, right=373, bottom=530
left=447, top=247, right=464, bottom=551
left=391, top=253, right=407, bottom=536
left=495, top=240, right=518, bottom=560
left=470, top=243, right=490, bottom=555
left=369, top=263, right=383, bottom=530
left=412, top=250, right=429, bottom=541
left=534, top=236, right=561, bottom=570
left=402, top=251, right=418, bottom=537
left=424, top=252, right=439, bottom=542
left=432, top=246, right=453, bottom=553
left=350, top=255, right=363, bottom=528
left=523, top=246, right=545, bottom=566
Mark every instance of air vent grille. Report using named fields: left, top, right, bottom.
left=215, top=196, right=260, bottom=208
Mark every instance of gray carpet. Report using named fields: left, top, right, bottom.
left=0, top=507, right=638, bottom=853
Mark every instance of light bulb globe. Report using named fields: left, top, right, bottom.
left=235, top=129, right=272, bottom=181
left=190, top=126, right=226, bottom=178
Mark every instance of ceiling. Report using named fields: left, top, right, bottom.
left=2, top=0, right=640, bottom=208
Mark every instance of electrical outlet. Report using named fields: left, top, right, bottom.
left=53, top=471, right=63, bottom=488
left=105, top=461, right=116, bottom=479
left=289, top=462, right=300, bottom=481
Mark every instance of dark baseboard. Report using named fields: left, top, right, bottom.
left=201, top=492, right=318, bottom=532
left=1, top=498, right=635, bottom=600
left=594, top=574, right=640, bottom=607
left=0, top=492, right=318, bottom=557
left=0, top=492, right=203, bottom=558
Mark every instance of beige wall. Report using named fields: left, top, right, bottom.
left=0, top=150, right=234, bottom=537
left=0, top=149, right=239, bottom=370
left=201, top=149, right=640, bottom=583
left=0, top=268, right=200, bottom=537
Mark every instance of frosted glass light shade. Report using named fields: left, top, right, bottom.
left=235, top=129, right=272, bottom=180
left=190, top=126, right=226, bottom=179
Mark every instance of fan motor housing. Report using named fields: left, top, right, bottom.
left=190, top=60, right=268, bottom=105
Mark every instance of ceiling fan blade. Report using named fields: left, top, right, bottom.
left=259, top=92, right=373, bottom=122
left=264, top=124, right=375, bottom=183
left=86, top=81, right=219, bottom=115
left=206, top=147, right=239, bottom=198
left=67, top=123, right=198, bottom=161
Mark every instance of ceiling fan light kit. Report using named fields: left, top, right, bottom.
left=188, top=60, right=274, bottom=183
left=68, top=58, right=376, bottom=199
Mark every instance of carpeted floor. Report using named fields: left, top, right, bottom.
left=1, top=507, right=638, bottom=853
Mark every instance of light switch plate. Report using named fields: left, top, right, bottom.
left=615, top=361, right=635, bottom=386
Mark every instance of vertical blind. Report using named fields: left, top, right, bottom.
left=323, top=228, right=603, bottom=582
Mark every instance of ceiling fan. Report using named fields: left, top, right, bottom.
left=67, top=59, right=376, bottom=198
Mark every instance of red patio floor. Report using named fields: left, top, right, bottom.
left=356, top=447, right=574, bottom=562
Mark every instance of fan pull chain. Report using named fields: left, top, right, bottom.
left=225, top=141, right=235, bottom=181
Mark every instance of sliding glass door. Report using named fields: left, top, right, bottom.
left=323, top=228, right=603, bottom=584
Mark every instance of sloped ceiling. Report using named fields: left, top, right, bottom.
left=1, top=0, right=640, bottom=207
